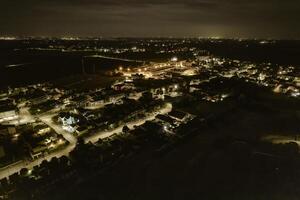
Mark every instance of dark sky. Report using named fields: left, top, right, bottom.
left=1, top=0, right=300, bottom=38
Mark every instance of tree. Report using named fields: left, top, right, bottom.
left=20, top=168, right=28, bottom=177
left=60, top=155, right=70, bottom=167
left=122, top=125, right=130, bottom=133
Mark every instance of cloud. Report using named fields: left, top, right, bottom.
left=0, top=0, right=299, bottom=38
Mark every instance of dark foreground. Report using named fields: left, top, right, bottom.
left=20, top=91, right=300, bottom=200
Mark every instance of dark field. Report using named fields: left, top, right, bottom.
left=1, top=38, right=300, bottom=88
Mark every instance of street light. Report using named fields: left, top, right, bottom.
left=163, top=125, right=168, bottom=132
left=171, top=57, right=178, bottom=62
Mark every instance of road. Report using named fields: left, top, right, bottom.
left=39, top=113, right=77, bottom=145
left=0, top=110, right=77, bottom=180
left=85, top=103, right=172, bottom=143
left=0, top=143, right=75, bottom=180
left=84, top=55, right=145, bottom=64
left=1, top=107, right=35, bottom=126
left=0, top=103, right=172, bottom=180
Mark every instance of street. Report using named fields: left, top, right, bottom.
left=0, top=103, right=172, bottom=180
left=85, top=103, right=172, bottom=143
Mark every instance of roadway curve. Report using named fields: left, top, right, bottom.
left=0, top=103, right=172, bottom=180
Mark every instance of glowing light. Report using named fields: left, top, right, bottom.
left=171, top=57, right=178, bottom=62
left=163, top=125, right=168, bottom=132
left=291, top=92, right=300, bottom=97
left=273, top=85, right=282, bottom=93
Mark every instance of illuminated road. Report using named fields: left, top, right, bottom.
left=85, top=103, right=172, bottom=143
left=5, top=63, right=33, bottom=68
left=262, top=135, right=300, bottom=146
left=0, top=110, right=77, bottom=180
left=0, top=103, right=172, bottom=180
left=2, top=107, right=35, bottom=126
left=0, top=143, right=75, bottom=180
left=85, top=55, right=145, bottom=64
left=39, top=113, right=77, bottom=145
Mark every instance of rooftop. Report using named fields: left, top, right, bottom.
left=168, top=110, right=187, bottom=120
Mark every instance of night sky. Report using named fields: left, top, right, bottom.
left=1, top=0, right=300, bottom=38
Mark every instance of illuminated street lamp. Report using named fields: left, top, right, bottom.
left=171, top=57, right=178, bottom=62
left=163, top=125, right=168, bottom=132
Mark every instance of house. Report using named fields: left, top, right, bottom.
left=168, top=110, right=188, bottom=122
left=58, top=112, right=80, bottom=133
left=107, top=93, right=125, bottom=103
left=113, top=82, right=135, bottom=91
left=156, top=114, right=177, bottom=127
left=0, top=99, right=17, bottom=122
left=0, top=125, right=17, bottom=136
left=88, top=98, right=105, bottom=107
left=131, top=73, right=145, bottom=79
left=58, top=113, right=78, bottom=126
left=72, top=95, right=89, bottom=107
left=112, top=83, right=126, bottom=91
left=28, top=91, right=49, bottom=105
left=30, top=145, right=47, bottom=159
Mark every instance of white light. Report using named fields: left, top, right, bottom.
left=171, top=57, right=178, bottom=62
left=163, top=125, right=168, bottom=131
left=291, top=92, right=300, bottom=97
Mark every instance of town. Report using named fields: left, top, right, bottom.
left=0, top=38, right=299, bottom=199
